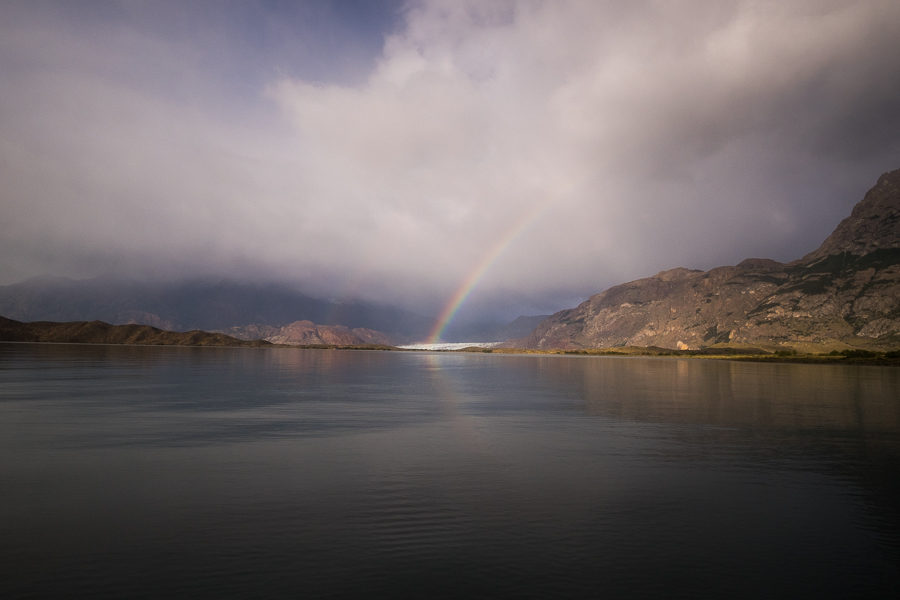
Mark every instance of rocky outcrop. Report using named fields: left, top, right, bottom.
left=218, top=323, right=282, bottom=341
left=524, top=169, right=900, bottom=350
left=800, top=169, right=900, bottom=262
left=263, top=320, right=393, bottom=346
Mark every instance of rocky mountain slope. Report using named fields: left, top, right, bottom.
left=524, top=169, right=900, bottom=350
left=0, top=316, right=271, bottom=347
left=222, top=320, right=393, bottom=346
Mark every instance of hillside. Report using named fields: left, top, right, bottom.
left=0, top=278, right=431, bottom=342
left=524, top=169, right=900, bottom=351
left=223, top=320, right=393, bottom=346
left=0, top=316, right=271, bottom=347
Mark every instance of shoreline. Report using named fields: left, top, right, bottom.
left=3, top=339, right=899, bottom=366
left=464, top=346, right=900, bottom=366
left=3, top=316, right=898, bottom=365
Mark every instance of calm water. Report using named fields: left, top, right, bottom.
left=1, top=343, right=898, bottom=599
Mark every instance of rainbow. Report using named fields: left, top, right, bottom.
left=426, top=201, right=547, bottom=343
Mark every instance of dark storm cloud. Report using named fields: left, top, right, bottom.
left=1, top=0, right=899, bottom=319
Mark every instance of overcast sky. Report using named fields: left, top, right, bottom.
left=2, top=0, right=899, bottom=322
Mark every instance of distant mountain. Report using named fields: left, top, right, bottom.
left=0, top=278, right=432, bottom=342
left=439, top=314, right=552, bottom=342
left=0, top=316, right=270, bottom=347
left=524, top=169, right=900, bottom=351
left=489, top=315, right=551, bottom=341
left=224, top=320, right=393, bottom=346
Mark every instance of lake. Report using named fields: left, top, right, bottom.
left=1, top=342, right=898, bottom=598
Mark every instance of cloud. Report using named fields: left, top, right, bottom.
left=1, top=0, right=899, bottom=320
left=268, top=0, right=900, bottom=307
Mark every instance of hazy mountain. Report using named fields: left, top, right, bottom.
left=437, top=314, right=552, bottom=342
left=0, top=278, right=431, bottom=342
left=219, top=320, right=393, bottom=346
left=485, top=315, right=551, bottom=342
left=524, top=169, right=900, bottom=351
left=258, top=320, right=393, bottom=346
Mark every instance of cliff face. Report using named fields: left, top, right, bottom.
left=800, top=170, right=900, bottom=262
left=525, top=169, right=900, bottom=350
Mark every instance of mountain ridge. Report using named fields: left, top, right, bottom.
left=523, top=169, right=900, bottom=351
left=0, top=316, right=271, bottom=347
left=222, top=320, right=394, bottom=346
left=0, top=278, right=432, bottom=342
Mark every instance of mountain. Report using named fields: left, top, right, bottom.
left=523, top=169, right=900, bottom=351
left=0, top=278, right=432, bottom=342
left=0, top=316, right=270, bottom=347
left=488, top=315, right=551, bottom=341
left=224, top=320, right=393, bottom=346
left=440, top=314, right=552, bottom=342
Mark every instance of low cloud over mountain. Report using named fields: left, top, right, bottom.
left=2, top=1, right=899, bottom=325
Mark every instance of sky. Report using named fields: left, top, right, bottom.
left=2, top=0, right=900, bottom=325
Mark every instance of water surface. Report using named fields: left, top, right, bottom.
left=1, top=343, right=898, bottom=598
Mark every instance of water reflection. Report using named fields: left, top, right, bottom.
left=545, top=355, right=900, bottom=432
left=1, top=343, right=899, bottom=599
left=2, top=343, right=898, bottom=440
